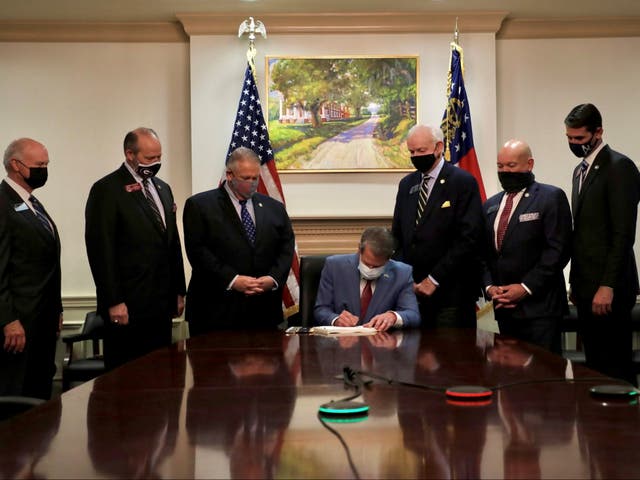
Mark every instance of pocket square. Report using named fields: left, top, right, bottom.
left=441, top=200, right=451, bottom=208
left=519, top=212, right=540, bottom=222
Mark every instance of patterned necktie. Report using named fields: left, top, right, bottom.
left=416, top=175, right=430, bottom=225
left=142, top=178, right=165, bottom=231
left=360, top=280, right=373, bottom=320
left=578, top=160, right=589, bottom=192
left=29, top=195, right=54, bottom=236
left=496, top=192, right=517, bottom=250
left=240, top=200, right=256, bottom=244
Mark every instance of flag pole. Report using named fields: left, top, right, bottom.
left=238, top=17, right=267, bottom=77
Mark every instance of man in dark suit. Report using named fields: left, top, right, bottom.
left=0, top=138, right=62, bottom=399
left=314, top=227, right=420, bottom=330
left=392, top=124, right=484, bottom=328
left=565, top=103, right=640, bottom=383
left=483, top=139, right=572, bottom=353
left=183, top=147, right=295, bottom=334
left=85, top=127, right=186, bottom=370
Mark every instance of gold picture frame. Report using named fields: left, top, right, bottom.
left=266, top=55, right=418, bottom=173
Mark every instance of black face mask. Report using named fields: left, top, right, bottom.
left=411, top=154, right=437, bottom=173
left=136, top=162, right=161, bottom=179
left=17, top=160, right=48, bottom=189
left=568, top=133, right=598, bottom=158
left=498, top=171, right=534, bottom=193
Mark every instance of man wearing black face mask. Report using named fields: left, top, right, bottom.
left=483, top=139, right=572, bottom=352
left=566, top=103, right=640, bottom=383
left=0, top=138, right=62, bottom=399
left=85, top=127, right=186, bottom=370
left=392, top=124, right=484, bottom=328
left=183, top=147, right=295, bottom=333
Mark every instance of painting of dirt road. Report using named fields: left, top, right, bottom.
left=267, top=56, right=418, bottom=172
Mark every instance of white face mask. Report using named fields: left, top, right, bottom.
left=358, top=260, right=386, bottom=280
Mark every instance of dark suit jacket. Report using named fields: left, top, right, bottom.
left=392, top=161, right=485, bottom=305
left=570, top=145, right=640, bottom=304
left=0, top=180, right=61, bottom=396
left=483, top=181, right=572, bottom=320
left=85, top=164, right=186, bottom=321
left=183, top=186, right=295, bottom=330
left=314, top=253, right=420, bottom=327
left=0, top=180, right=62, bottom=329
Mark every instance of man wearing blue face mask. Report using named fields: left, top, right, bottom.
left=314, top=227, right=420, bottom=331
left=183, top=147, right=295, bottom=334
left=392, top=124, right=484, bottom=328
left=85, top=127, right=186, bottom=370
left=566, top=103, right=640, bottom=384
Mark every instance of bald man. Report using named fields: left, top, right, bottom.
left=483, top=140, right=572, bottom=352
left=85, top=128, right=186, bottom=370
left=0, top=138, right=62, bottom=399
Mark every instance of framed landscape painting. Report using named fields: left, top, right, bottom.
left=266, top=56, right=418, bottom=172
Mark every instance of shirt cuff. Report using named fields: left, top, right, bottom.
left=521, top=283, right=532, bottom=295
left=391, top=311, right=403, bottom=327
left=227, top=275, right=239, bottom=291
left=428, top=275, right=439, bottom=287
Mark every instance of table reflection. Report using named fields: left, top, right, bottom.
left=0, top=397, right=61, bottom=479
left=87, top=354, right=185, bottom=479
left=187, top=335, right=296, bottom=479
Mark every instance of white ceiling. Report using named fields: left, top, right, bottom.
left=1, top=0, right=640, bottom=23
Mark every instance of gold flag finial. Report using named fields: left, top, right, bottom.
left=238, top=17, right=267, bottom=75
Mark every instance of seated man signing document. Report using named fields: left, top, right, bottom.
left=314, top=227, right=421, bottom=331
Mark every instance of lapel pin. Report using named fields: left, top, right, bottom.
left=594, top=165, right=600, bottom=170
left=258, top=202, right=263, bottom=207
left=440, top=179, right=445, bottom=184
left=524, top=193, right=530, bottom=198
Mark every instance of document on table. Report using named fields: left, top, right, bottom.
left=310, top=326, right=378, bottom=336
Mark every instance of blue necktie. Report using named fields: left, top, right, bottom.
left=29, top=195, right=54, bottom=237
left=240, top=200, right=256, bottom=244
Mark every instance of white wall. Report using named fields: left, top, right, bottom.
left=497, top=37, right=640, bottom=196
left=2, top=34, right=640, bottom=300
left=497, top=36, right=640, bottom=263
left=0, top=42, right=191, bottom=298
left=189, top=33, right=498, bottom=217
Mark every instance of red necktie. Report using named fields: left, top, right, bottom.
left=496, top=192, right=517, bottom=250
left=360, top=280, right=373, bottom=320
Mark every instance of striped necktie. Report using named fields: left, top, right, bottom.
left=416, top=175, right=430, bottom=225
left=29, top=195, right=54, bottom=236
left=142, top=178, right=165, bottom=231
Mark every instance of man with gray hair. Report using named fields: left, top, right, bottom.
left=183, top=147, right=295, bottom=333
left=0, top=138, right=62, bottom=399
left=392, top=124, right=484, bottom=328
left=314, top=227, right=420, bottom=331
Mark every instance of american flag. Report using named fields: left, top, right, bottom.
left=226, top=63, right=300, bottom=317
left=441, top=42, right=487, bottom=202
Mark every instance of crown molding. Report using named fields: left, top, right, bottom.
left=176, top=11, right=508, bottom=36
left=498, top=17, right=640, bottom=39
left=0, top=21, right=187, bottom=42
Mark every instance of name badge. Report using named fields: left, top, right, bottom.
left=14, top=202, right=28, bottom=212
left=519, top=212, right=540, bottom=222
left=409, top=184, right=421, bottom=195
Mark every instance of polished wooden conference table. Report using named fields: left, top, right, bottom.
left=1, top=328, right=639, bottom=479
